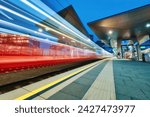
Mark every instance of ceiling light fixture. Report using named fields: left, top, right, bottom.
left=146, top=23, right=150, bottom=28
left=108, top=30, right=113, bottom=34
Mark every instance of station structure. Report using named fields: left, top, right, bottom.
left=0, top=1, right=150, bottom=100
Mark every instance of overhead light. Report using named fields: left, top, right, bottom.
left=38, top=28, right=43, bottom=32
left=62, top=36, right=65, bottom=39
left=108, top=30, right=113, bottom=34
left=146, top=23, right=150, bottom=28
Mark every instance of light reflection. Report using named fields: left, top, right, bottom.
left=0, top=0, right=113, bottom=56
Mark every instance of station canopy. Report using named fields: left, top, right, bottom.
left=88, top=5, right=150, bottom=46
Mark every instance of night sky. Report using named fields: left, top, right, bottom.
left=43, top=0, right=149, bottom=41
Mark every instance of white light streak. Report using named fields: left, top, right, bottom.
left=0, top=5, right=93, bottom=49
left=21, top=0, right=87, bottom=41
left=0, top=19, right=57, bottom=41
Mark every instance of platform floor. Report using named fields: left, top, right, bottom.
left=0, top=59, right=150, bottom=100
left=113, top=60, right=150, bottom=100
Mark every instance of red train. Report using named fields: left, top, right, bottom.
left=0, top=33, right=99, bottom=86
left=0, top=1, right=112, bottom=86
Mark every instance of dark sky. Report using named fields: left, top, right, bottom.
left=43, top=0, right=150, bottom=41
left=67, top=0, right=149, bottom=40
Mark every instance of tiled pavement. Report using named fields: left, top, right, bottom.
left=47, top=61, right=108, bottom=100
left=113, top=60, right=150, bottom=100
left=49, top=59, right=150, bottom=100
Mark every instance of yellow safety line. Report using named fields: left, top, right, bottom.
left=15, top=62, right=99, bottom=100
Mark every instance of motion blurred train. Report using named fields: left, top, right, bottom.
left=0, top=0, right=112, bottom=86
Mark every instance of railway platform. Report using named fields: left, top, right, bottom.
left=0, top=58, right=150, bottom=100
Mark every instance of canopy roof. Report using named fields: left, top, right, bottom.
left=88, top=5, right=150, bottom=45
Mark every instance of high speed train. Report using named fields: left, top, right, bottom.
left=0, top=0, right=112, bottom=86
